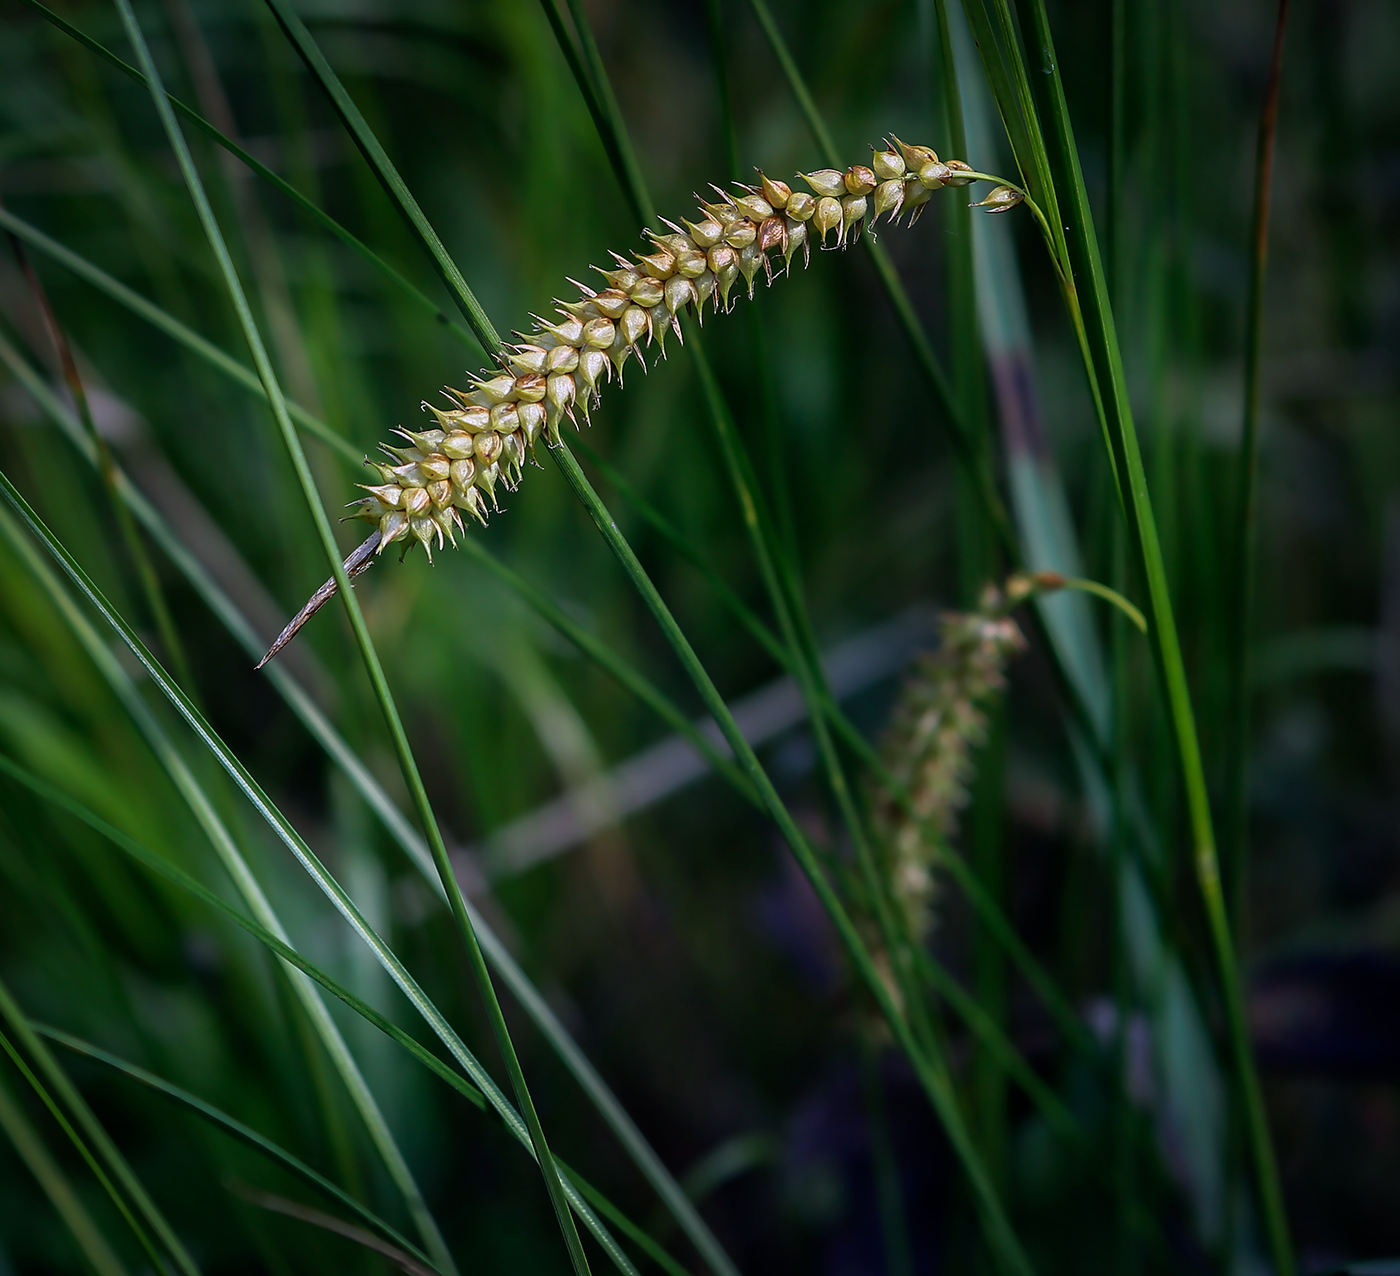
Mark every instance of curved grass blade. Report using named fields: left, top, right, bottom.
left=0, top=751, right=656, bottom=1276
left=0, top=1069, right=129, bottom=1276
left=20, top=1018, right=439, bottom=1267
left=0, top=1026, right=168, bottom=1274
left=0, top=986, right=200, bottom=1276
left=232, top=1187, right=438, bottom=1276
left=995, top=2, right=1294, bottom=1269
left=18, top=0, right=480, bottom=352
left=0, top=207, right=359, bottom=466
left=260, top=0, right=500, bottom=353
left=0, top=299, right=744, bottom=1276
left=112, top=5, right=588, bottom=1268
left=0, top=492, right=457, bottom=1276
left=0, top=473, right=641, bottom=1276
left=0, top=754, right=482, bottom=1123
left=530, top=12, right=1028, bottom=1267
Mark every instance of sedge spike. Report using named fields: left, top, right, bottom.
left=870, top=577, right=1032, bottom=943
left=260, top=141, right=1007, bottom=665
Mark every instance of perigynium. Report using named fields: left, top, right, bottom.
left=260, top=139, right=1009, bottom=664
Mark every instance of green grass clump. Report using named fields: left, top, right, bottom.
left=0, top=0, right=1396, bottom=1272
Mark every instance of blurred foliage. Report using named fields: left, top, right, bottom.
left=0, top=0, right=1397, bottom=1272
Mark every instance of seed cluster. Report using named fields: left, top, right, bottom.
left=872, top=580, right=1028, bottom=942
left=349, top=139, right=977, bottom=557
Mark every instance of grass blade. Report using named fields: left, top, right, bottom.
left=0, top=290, right=749, bottom=1276
left=999, top=2, right=1295, bottom=1269
left=0, top=984, right=201, bottom=1276
left=260, top=0, right=500, bottom=352
left=32, top=1025, right=439, bottom=1268
left=113, top=5, right=589, bottom=1269
left=19, top=0, right=481, bottom=353
left=0, top=1069, right=130, bottom=1276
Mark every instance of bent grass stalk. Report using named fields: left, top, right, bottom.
left=0, top=289, right=728, bottom=1276
left=991, top=2, right=1295, bottom=1269
left=112, top=4, right=592, bottom=1273
left=0, top=482, right=647, bottom=1276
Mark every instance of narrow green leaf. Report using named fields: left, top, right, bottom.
left=0, top=1070, right=130, bottom=1276
left=33, top=1024, right=443, bottom=1270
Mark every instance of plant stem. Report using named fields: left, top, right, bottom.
left=1013, top=3, right=1294, bottom=1271
left=1225, top=0, right=1291, bottom=941
left=114, top=4, right=587, bottom=1270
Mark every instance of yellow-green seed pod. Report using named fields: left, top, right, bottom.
left=506, top=346, right=548, bottom=375
left=733, top=191, right=773, bottom=221
left=403, top=485, right=431, bottom=516
left=637, top=249, right=676, bottom=280
left=381, top=510, right=409, bottom=544
left=783, top=218, right=809, bottom=269
left=918, top=160, right=951, bottom=189
left=360, top=483, right=402, bottom=508
left=449, top=457, right=476, bottom=490
left=441, top=431, right=474, bottom=459
left=418, top=454, right=451, bottom=482
left=872, top=147, right=905, bottom=180
left=665, top=274, right=696, bottom=314
left=397, top=428, right=444, bottom=453
left=845, top=165, right=877, bottom=195
left=518, top=401, right=546, bottom=445
left=840, top=194, right=868, bottom=241
left=758, top=172, right=791, bottom=208
left=545, top=344, right=580, bottom=374
left=650, top=233, right=692, bottom=258
left=903, top=183, right=933, bottom=217
left=723, top=219, right=757, bottom=249
left=456, top=485, right=488, bottom=525
left=582, top=317, right=615, bottom=348
left=539, top=317, right=584, bottom=348
left=629, top=277, right=664, bottom=308
left=546, top=372, right=576, bottom=422
left=578, top=348, right=610, bottom=397
left=706, top=244, right=736, bottom=275
left=619, top=304, right=650, bottom=348
left=500, top=430, right=525, bottom=478
left=737, top=242, right=764, bottom=295
left=785, top=191, right=816, bottom=222
left=475, top=462, right=499, bottom=505
left=801, top=168, right=846, bottom=198
left=872, top=179, right=905, bottom=222
left=591, top=289, right=630, bottom=319
left=466, top=373, right=516, bottom=405
left=694, top=269, right=716, bottom=314
left=700, top=199, right=741, bottom=227
left=814, top=196, right=843, bottom=245
left=676, top=249, right=708, bottom=279
left=891, top=136, right=938, bottom=169
left=597, top=264, right=640, bottom=292
left=513, top=374, right=546, bottom=403
left=716, top=259, right=740, bottom=310
left=427, top=478, right=452, bottom=509
left=491, top=402, right=520, bottom=434
left=474, top=432, right=503, bottom=467
left=684, top=217, right=724, bottom=248
left=390, top=461, right=428, bottom=487
left=941, top=160, right=975, bottom=187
